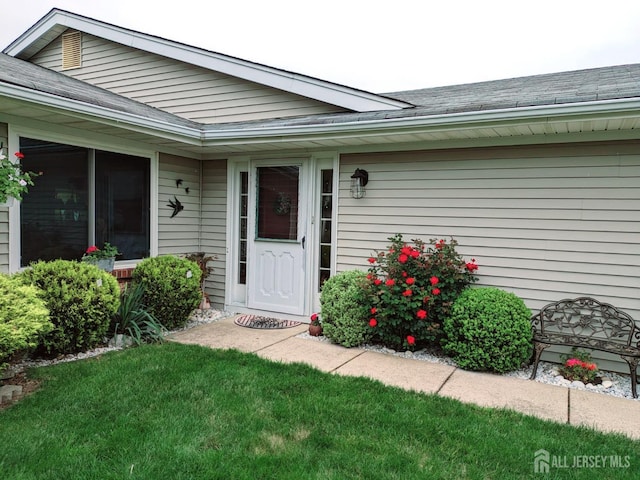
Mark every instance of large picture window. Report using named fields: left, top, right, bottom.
left=19, top=137, right=150, bottom=266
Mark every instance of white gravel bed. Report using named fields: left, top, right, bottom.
left=10, top=311, right=638, bottom=402
left=297, top=331, right=639, bottom=401
left=9, top=308, right=233, bottom=372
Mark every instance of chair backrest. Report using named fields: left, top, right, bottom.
left=532, top=297, right=639, bottom=347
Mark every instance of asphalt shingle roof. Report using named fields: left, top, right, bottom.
left=2, top=52, right=640, bottom=132
left=384, top=63, right=640, bottom=111
left=0, top=53, right=199, bottom=129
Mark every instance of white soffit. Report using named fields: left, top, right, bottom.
left=4, top=9, right=412, bottom=113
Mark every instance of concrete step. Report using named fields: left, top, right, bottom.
left=0, top=385, right=23, bottom=404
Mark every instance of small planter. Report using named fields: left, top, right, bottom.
left=308, top=324, right=323, bottom=337
left=85, top=257, right=115, bottom=272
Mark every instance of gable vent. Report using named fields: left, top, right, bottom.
left=62, top=31, right=82, bottom=70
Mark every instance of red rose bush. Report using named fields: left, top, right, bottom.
left=364, top=234, right=478, bottom=351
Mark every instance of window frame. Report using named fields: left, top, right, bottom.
left=7, top=126, right=158, bottom=272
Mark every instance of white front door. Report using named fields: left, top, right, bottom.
left=247, top=164, right=306, bottom=315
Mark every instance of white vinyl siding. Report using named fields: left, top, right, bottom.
left=158, top=154, right=200, bottom=255
left=0, top=124, right=8, bottom=273
left=30, top=32, right=346, bottom=124
left=338, top=141, right=640, bottom=332
left=201, top=160, right=227, bottom=308
left=0, top=207, right=7, bottom=273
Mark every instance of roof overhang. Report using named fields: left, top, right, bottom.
left=2, top=80, right=640, bottom=156
left=4, top=9, right=412, bottom=113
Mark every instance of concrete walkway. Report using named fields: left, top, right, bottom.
left=169, top=315, right=640, bottom=441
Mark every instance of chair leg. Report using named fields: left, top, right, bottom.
left=621, top=356, right=639, bottom=399
left=530, top=342, right=550, bottom=380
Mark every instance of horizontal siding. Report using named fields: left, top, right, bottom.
left=158, top=154, right=200, bottom=255
left=30, top=32, right=345, bottom=123
left=0, top=211, right=8, bottom=274
left=338, top=141, right=640, bottom=373
left=338, top=141, right=640, bottom=317
left=0, top=125, right=8, bottom=273
left=201, top=160, right=228, bottom=308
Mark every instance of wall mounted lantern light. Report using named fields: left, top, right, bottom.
left=350, top=168, right=369, bottom=199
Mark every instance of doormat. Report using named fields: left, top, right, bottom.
left=234, top=314, right=301, bottom=329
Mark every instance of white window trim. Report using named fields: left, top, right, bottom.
left=7, top=125, right=158, bottom=271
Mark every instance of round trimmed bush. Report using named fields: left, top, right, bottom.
left=131, top=255, right=202, bottom=330
left=0, top=274, right=52, bottom=368
left=441, top=287, right=532, bottom=373
left=18, top=260, right=120, bottom=356
left=320, top=270, right=371, bottom=347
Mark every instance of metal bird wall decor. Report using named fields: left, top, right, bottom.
left=167, top=196, right=184, bottom=218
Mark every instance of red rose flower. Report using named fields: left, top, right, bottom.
left=86, top=245, right=99, bottom=254
left=401, top=246, right=412, bottom=255
left=310, top=313, right=318, bottom=321
left=366, top=273, right=373, bottom=280
left=465, top=261, right=479, bottom=272
left=369, top=318, right=377, bottom=327
left=435, top=240, right=445, bottom=250
left=370, top=307, right=377, bottom=314
left=402, top=271, right=408, bottom=277
left=406, top=277, right=415, bottom=285
left=368, top=257, right=376, bottom=264
left=417, top=309, right=427, bottom=320
left=410, top=250, right=419, bottom=258
left=430, top=276, right=439, bottom=285
left=432, top=288, right=441, bottom=295
left=398, top=254, right=408, bottom=264
left=374, top=279, right=382, bottom=286
left=385, top=279, right=395, bottom=286
left=402, top=289, right=412, bottom=297
left=406, top=335, right=416, bottom=345
left=14, top=152, right=25, bottom=159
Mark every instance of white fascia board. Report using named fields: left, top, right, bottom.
left=0, top=83, right=202, bottom=144
left=5, top=10, right=411, bottom=113
left=201, top=97, right=640, bottom=144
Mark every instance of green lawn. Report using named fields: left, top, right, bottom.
left=1, top=343, right=638, bottom=479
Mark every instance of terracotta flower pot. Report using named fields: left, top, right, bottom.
left=308, top=324, right=323, bottom=337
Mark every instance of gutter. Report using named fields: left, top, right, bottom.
left=0, top=82, right=203, bottom=143
left=2, top=80, right=640, bottom=148
left=200, top=97, right=640, bottom=144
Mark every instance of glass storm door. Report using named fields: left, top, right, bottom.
left=248, top=165, right=305, bottom=315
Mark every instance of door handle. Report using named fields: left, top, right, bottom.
left=302, top=236, right=305, bottom=249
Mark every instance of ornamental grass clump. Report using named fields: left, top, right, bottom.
left=442, top=287, right=532, bottom=373
left=559, top=348, right=599, bottom=384
left=365, top=234, right=478, bottom=351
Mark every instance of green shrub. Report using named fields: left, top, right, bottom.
left=365, top=234, right=479, bottom=351
left=320, top=270, right=371, bottom=347
left=441, top=287, right=532, bottom=373
left=131, top=255, right=202, bottom=330
left=18, top=260, right=120, bottom=356
left=0, top=274, right=52, bottom=369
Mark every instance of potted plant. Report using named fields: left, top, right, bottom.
left=0, top=144, right=39, bottom=207
left=82, top=242, right=121, bottom=272
left=308, top=313, right=323, bottom=336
